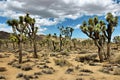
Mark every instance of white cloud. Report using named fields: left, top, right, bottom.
left=36, top=18, right=58, bottom=26
left=2, top=0, right=119, bottom=17
left=74, top=24, right=81, bottom=29
left=0, top=23, right=12, bottom=32
left=0, top=0, right=120, bottom=27
left=37, top=27, right=47, bottom=35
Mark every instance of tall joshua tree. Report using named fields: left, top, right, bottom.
left=7, top=16, right=26, bottom=63
left=46, top=34, right=51, bottom=49
left=58, top=26, right=74, bottom=51
left=104, top=13, right=118, bottom=58
left=80, top=17, right=106, bottom=62
left=24, top=13, right=38, bottom=58
left=58, top=26, right=74, bottom=39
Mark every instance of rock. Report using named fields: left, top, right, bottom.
left=21, top=64, right=32, bottom=71
left=0, top=67, right=7, bottom=72
left=65, top=67, right=74, bottom=74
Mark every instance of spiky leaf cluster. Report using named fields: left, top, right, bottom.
left=80, top=17, right=106, bottom=39
left=58, top=26, right=74, bottom=39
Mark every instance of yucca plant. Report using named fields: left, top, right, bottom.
left=7, top=16, right=26, bottom=63
left=104, top=13, right=118, bottom=58
left=80, top=16, right=106, bottom=62
left=24, top=13, right=38, bottom=58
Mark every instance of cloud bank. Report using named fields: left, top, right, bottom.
left=0, top=0, right=120, bottom=33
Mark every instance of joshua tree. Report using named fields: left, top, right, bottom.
left=46, top=34, right=51, bottom=49
left=58, top=26, right=74, bottom=51
left=80, top=17, right=106, bottom=62
left=113, top=36, right=120, bottom=49
left=58, top=26, right=74, bottom=39
left=7, top=17, right=26, bottom=63
left=51, top=33, right=57, bottom=51
left=24, top=13, right=38, bottom=58
left=72, top=38, right=77, bottom=49
left=104, top=13, right=118, bottom=58
left=59, top=34, right=62, bottom=51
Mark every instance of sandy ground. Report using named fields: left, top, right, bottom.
left=0, top=51, right=120, bottom=80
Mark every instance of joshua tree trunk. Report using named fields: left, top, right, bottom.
left=52, top=41, right=56, bottom=51
left=73, top=42, right=76, bottom=49
left=47, top=40, right=50, bottom=49
left=18, top=40, right=22, bottom=64
left=18, top=34, right=23, bottom=64
left=95, top=40, right=104, bottom=62
left=107, top=39, right=111, bottom=58
left=59, top=35, right=62, bottom=51
left=12, top=42, right=15, bottom=49
left=98, top=47, right=104, bottom=62
left=33, top=40, right=38, bottom=58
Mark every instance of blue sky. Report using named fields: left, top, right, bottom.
left=0, top=0, right=120, bottom=39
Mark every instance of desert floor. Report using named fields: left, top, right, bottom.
left=0, top=48, right=120, bottom=80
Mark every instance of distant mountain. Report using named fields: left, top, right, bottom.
left=0, top=31, right=11, bottom=39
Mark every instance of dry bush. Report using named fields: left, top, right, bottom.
left=54, top=58, right=72, bottom=67
left=75, top=53, right=97, bottom=62
left=110, top=53, right=120, bottom=64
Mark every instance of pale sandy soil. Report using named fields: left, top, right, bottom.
left=0, top=51, right=120, bottom=80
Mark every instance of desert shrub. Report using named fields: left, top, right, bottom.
left=0, top=67, right=7, bottom=72
left=60, top=50, right=69, bottom=56
left=80, top=69, right=93, bottom=73
left=110, top=53, right=120, bottom=64
left=42, top=68, right=55, bottom=74
left=113, top=67, right=120, bottom=75
left=54, top=58, right=72, bottom=67
left=21, top=64, right=32, bottom=71
left=0, top=75, right=6, bottom=79
left=65, top=67, right=74, bottom=74
left=75, top=53, right=97, bottom=62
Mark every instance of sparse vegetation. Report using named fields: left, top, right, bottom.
left=0, top=12, right=120, bottom=80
